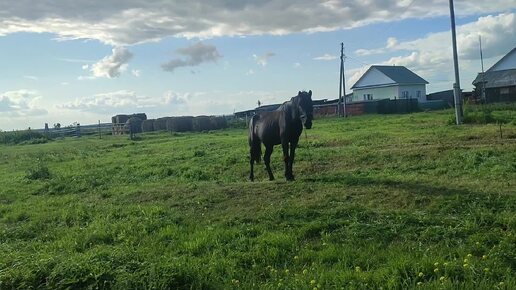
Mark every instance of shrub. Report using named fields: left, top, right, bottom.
left=0, top=130, right=49, bottom=145
left=453, top=103, right=516, bottom=125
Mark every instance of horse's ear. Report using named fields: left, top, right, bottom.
left=308, top=90, right=312, bottom=98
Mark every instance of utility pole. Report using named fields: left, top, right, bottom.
left=449, top=0, right=463, bottom=124
left=479, top=35, right=486, bottom=103
left=338, top=43, right=347, bottom=117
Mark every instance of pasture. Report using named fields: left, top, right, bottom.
left=0, top=109, right=515, bottom=289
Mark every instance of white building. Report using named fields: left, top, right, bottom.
left=351, top=65, right=428, bottom=102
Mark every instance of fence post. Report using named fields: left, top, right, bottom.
left=98, top=120, right=102, bottom=139
left=76, top=123, right=81, bottom=138
left=44, top=123, right=49, bottom=138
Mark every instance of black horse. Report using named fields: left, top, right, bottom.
left=248, top=90, right=313, bottom=181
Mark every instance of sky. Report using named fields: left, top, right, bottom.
left=0, top=0, right=515, bottom=130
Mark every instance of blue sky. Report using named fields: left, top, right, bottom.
left=0, top=1, right=514, bottom=130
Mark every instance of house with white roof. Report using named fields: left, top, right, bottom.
left=351, top=65, right=429, bottom=102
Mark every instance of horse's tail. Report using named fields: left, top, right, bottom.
left=248, top=115, right=262, bottom=164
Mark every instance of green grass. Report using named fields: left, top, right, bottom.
left=1, top=109, right=515, bottom=289
left=461, top=102, right=516, bottom=125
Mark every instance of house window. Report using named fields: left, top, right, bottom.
left=416, top=91, right=421, bottom=99
left=401, top=91, right=409, bottom=99
left=363, top=94, right=373, bottom=100
left=500, top=88, right=509, bottom=94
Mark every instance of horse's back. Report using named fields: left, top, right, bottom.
left=253, top=111, right=282, bottom=145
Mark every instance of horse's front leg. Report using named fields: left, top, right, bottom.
left=281, top=140, right=293, bottom=181
left=264, top=145, right=275, bottom=181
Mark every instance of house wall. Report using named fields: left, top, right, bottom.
left=486, top=86, right=516, bottom=103
left=352, top=86, right=398, bottom=101
left=353, top=84, right=427, bottom=102
left=397, top=84, right=427, bottom=102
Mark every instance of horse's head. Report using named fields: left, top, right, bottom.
left=297, top=90, right=313, bottom=129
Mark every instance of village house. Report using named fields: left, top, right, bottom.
left=351, top=65, right=428, bottom=102
left=472, top=47, right=516, bottom=103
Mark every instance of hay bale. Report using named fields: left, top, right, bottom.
left=125, top=117, right=143, bottom=134
left=210, top=116, right=227, bottom=130
left=166, top=116, right=193, bottom=132
left=132, top=113, right=147, bottom=121
left=141, top=119, right=155, bottom=132
left=193, top=116, right=213, bottom=131
left=154, top=117, right=170, bottom=131
left=115, top=114, right=130, bottom=124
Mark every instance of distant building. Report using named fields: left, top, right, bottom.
left=472, top=47, right=516, bottom=103
left=427, top=90, right=454, bottom=106
left=351, top=65, right=428, bottom=102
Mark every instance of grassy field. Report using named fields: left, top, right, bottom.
left=1, top=109, right=515, bottom=289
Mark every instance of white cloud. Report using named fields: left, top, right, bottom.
left=0, top=90, right=47, bottom=117
left=59, top=90, right=198, bottom=114
left=58, top=88, right=294, bottom=117
left=246, top=69, right=255, bottom=75
left=60, top=90, right=154, bottom=113
left=293, top=62, right=301, bottom=68
left=131, top=69, right=141, bottom=77
left=80, top=47, right=133, bottom=79
left=313, top=54, right=337, bottom=61
left=355, top=37, right=399, bottom=56
left=0, top=1, right=513, bottom=45
left=253, top=52, right=275, bottom=66
left=161, top=42, right=222, bottom=72
left=386, top=37, right=398, bottom=49
left=23, top=75, right=38, bottom=80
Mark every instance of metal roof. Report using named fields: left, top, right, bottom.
left=373, top=65, right=428, bottom=84
left=486, top=47, right=516, bottom=72
left=472, top=69, right=516, bottom=88
left=351, top=65, right=428, bottom=89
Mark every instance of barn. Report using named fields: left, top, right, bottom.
left=472, top=47, right=516, bottom=103
left=351, top=65, right=428, bottom=102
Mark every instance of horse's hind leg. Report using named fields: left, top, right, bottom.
left=249, top=147, right=255, bottom=181
left=264, top=145, right=275, bottom=181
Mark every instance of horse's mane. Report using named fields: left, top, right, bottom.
left=277, top=92, right=305, bottom=112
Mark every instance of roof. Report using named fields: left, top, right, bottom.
left=486, top=47, right=516, bottom=72
left=472, top=69, right=516, bottom=88
left=351, top=65, right=428, bottom=89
